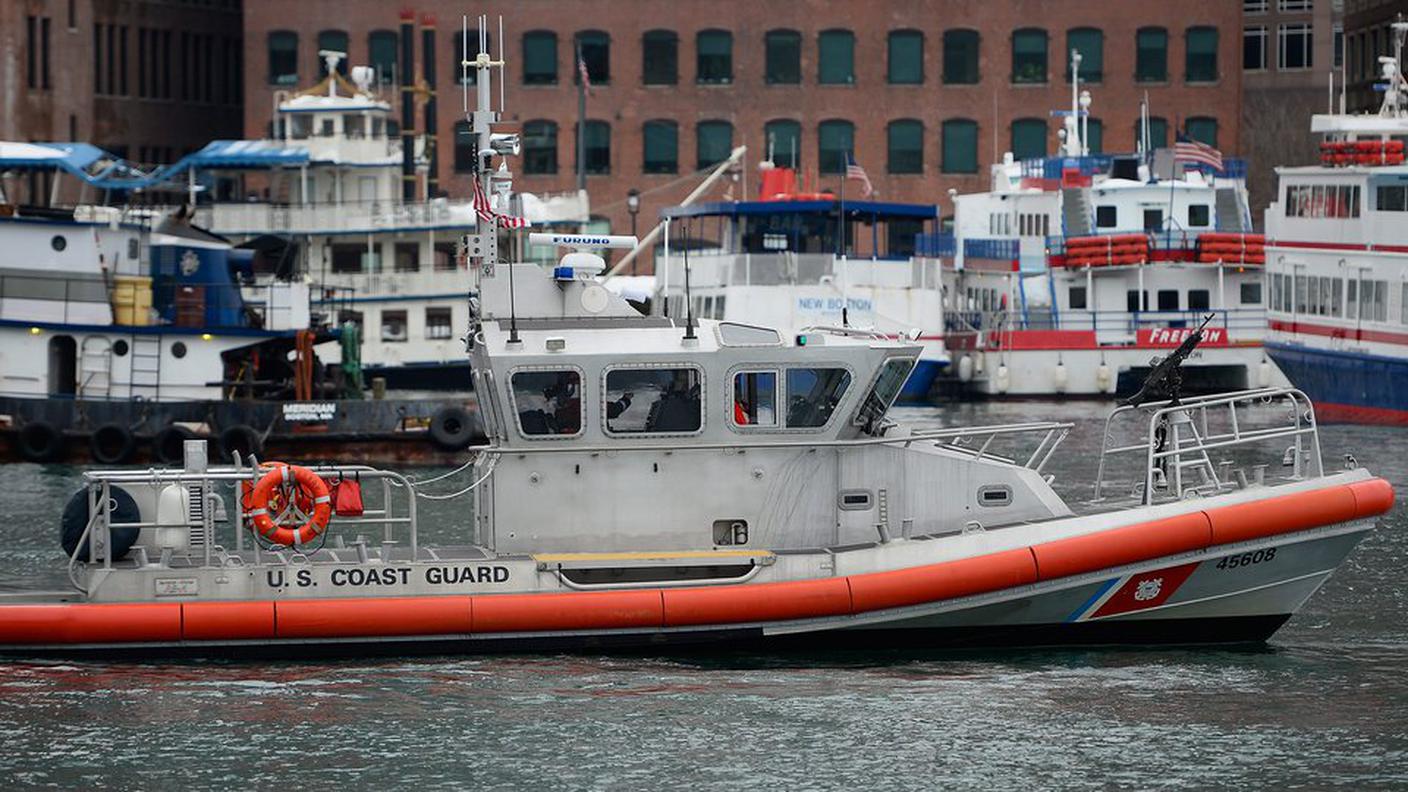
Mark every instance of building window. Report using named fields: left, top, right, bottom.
left=1244, top=26, right=1268, bottom=71
left=1278, top=23, right=1313, bottom=70
left=425, top=307, right=453, bottom=340
left=604, top=368, right=703, bottom=435
left=818, top=30, right=855, bottom=85
left=577, top=120, right=611, bottom=174
left=381, top=310, right=407, bottom=342
left=765, top=29, right=801, bottom=84
left=818, top=120, right=854, bottom=174
left=523, top=31, right=557, bottom=84
left=523, top=120, right=558, bottom=175
left=1136, top=27, right=1168, bottom=82
left=1244, top=0, right=1268, bottom=12
left=316, top=30, right=349, bottom=77
left=642, top=29, right=677, bottom=85
left=1012, top=28, right=1048, bottom=83
left=368, top=30, right=396, bottom=83
left=1011, top=118, right=1047, bottom=159
left=1066, top=27, right=1103, bottom=82
left=941, top=119, right=978, bottom=173
left=453, top=120, right=474, bottom=172
left=1186, top=26, right=1218, bottom=82
left=268, top=30, right=297, bottom=85
left=887, top=119, right=923, bottom=174
left=943, top=29, right=980, bottom=84
left=643, top=120, right=678, bottom=174
left=697, top=29, right=732, bottom=84
left=765, top=119, right=802, bottom=167
left=888, top=30, right=923, bottom=84
left=1134, top=116, right=1170, bottom=149
left=1333, top=23, right=1343, bottom=69
left=1085, top=118, right=1103, bottom=154
left=1186, top=117, right=1218, bottom=148
left=453, top=32, right=489, bottom=86
left=697, top=120, right=733, bottom=170
left=1279, top=0, right=1311, bottom=10
left=575, top=30, right=609, bottom=85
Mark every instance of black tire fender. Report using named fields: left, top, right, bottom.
left=429, top=406, right=477, bottom=450
left=89, top=423, right=137, bottom=465
left=219, top=424, right=263, bottom=461
left=17, top=420, right=63, bottom=463
left=60, top=486, right=141, bottom=562
left=153, top=424, right=197, bottom=465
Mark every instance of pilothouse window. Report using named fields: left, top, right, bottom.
left=786, top=368, right=852, bottom=428
left=854, top=358, right=915, bottom=432
left=733, top=371, right=778, bottom=427
left=512, top=370, right=583, bottom=437
left=605, top=367, right=702, bottom=434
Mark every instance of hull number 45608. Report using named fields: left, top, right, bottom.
left=1216, top=548, right=1277, bottom=570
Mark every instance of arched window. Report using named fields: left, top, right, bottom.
left=368, top=30, right=396, bottom=84
left=316, top=30, right=349, bottom=76
left=1136, top=27, right=1168, bottom=82
left=268, top=30, right=298, bottom=85
left=765, top=119, right=802, bottom=167
left=575, top=30, right=609, bottom=84
left=1012, top=28, right=1047, bottom=83
left=453, top=120, right=474, bottom=172
left=765, top=29, right=801, bottom=84
left=1011, top=118, right=1048, bottom=159
left=1133, top=116, right=1170, bottom=150
left=643, top=120, right=678, bottom=174
left=887, top=119, right=923, bottom=173
left=1066, top=27, right=1103, bottom=82
left=523, top=30, right=557, bottom=85
left=943, top=29, right=980, bottom=84
left=818, top=119, right=854, bottom=174
left=642, top=30, right=677, bottom=85
left=818, top=30, right=855, bottom=84
left=576, top=120, right=610, bottom=174
left=888, top=30, right=923, bottom=84
left=942, top=119, right=979, bottom=173
left=697, top=121, right=733, bottom=170
left=523, top=120, right=558, bottom=174
left=1186, top=26, right=1218, bottom=82
left=697, top=29, right=732, bottom=84
left=1186, top=117, right=1218, bottom=148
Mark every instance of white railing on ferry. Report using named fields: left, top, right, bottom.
left=194, top=199, right=479, bottom=235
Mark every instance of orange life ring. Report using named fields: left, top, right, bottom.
left=247, top=464, right=332, bottom=547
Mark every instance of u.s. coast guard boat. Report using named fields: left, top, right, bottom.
left=0, top=22, right=1390, bottom=656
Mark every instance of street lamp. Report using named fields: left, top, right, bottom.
left=626, top=188, right=641, bottom=275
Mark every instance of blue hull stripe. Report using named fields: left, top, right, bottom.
left=1066, top=577, right=1120, bottom=623
left=1266, top=342, right=1408, bottom=413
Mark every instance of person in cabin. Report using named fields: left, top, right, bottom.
left=646, top=370, right=701, bottom=432
left=547, top=372, right=583, bottom=434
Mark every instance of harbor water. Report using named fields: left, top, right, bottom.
left=0, top=401, right=1405, bottom=789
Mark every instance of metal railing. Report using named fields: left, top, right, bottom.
left=193, top=198, right=479, bottom=235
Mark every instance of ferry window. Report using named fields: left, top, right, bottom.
left=1136, top=27, right=1168, bottom=83
left=425, top=307, right=452, bottom=340
left=818, top=30, right=855, bottom=85
left=316, top=30, right=349, bottom=77
left=1376, top=185, right=1408, bottom=212
left=1143, top=209, right=1163, bottom=232
left=787, top=368, right=852, bottom=428
left=1189, top=205, right=1210, bottom=227
left=172, top=342, right=186, bottom=359
left=1242, top=281, right=1262, bottom=306
left=943, top=29, right=980, bottom=84
left=113, top=339, right=128, bottom=357
left=268, top=31, right=297, bottom=85
left=513, top=371, right=583, bottom=437
left=434, top=242, right=458, bottom=271
left=576, top=120, right=611, bottom=174
left=1400, top=283, right=1408, bottom=324
left=1367, top=280, right=1388, bottom=322
left=368, top=31, right=396, bottom=84
left=1186, top=27, right=1218, bottom=83
left=697, top=30, right=732, bottom=84
left=575, top=31, right=610, bottom=85
left=643, top=120, right=678, bottom=174
left=697, top=121, right=733, bottom=170
left=818, top=120, right=854, bottom=174
left=453, top=121, right=474, bottom=173
left=1296, top=275, right=1309, bottom=313
left=523, top=120, right=558, bottom=175
left=1012, top=28, right=1048, bottom=83
left=1069, top=286, right=1087, bottom=310
left=1011, top=118, right=1047, bottom=159
left=1127, top=290, right=1148, bottom=312
left=887, top=120, right=924, bottom=174
left=381, top=310, right=407, bottom=342
left=394, top=243, right=419, bottom=273
left=888, top=219, right=924, bottom=257
left=1066, top=28, right=1103, bottom=83
left=1347, top=279, right=1357, bottom=319
left=642, top=30, right=677, bottom=85
left=331, top=244, right=364, bottom=274
left=765, top=30, right=801, bottom=85
left=604, top=368, right=702, bottom=434
left=343, top=114, right=365, bottom=139
left=1188, top=289, right=1210, bottom=311
left=1187, top=117, right=1218, bottom=148
left=1279, top=23, right=1312, bottom=70
left=1244, top=26, right=1268, bottom=71
left=853, top=358, right=914, bottom=431
left=888, top=30, right=924, bottom=85
left=1095, top=206, right=1117, bottom=227
left=733, top=371, right=778, bottom=427
left=766, top=120, right=802, bottom=168
left=523, top=31, right=558, bottom=85
left=1157, top=290, right=1179, bottom=311
left=941, top=119, right=979, bottom=173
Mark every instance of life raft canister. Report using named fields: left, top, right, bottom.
left=246, top=463, right=332, bottom=546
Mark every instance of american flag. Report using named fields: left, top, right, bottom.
left=577, top=55, right=592, bottom=94
left=473, top=174, right=529, bottom=229
left=845, top=153, right=873, bottom=198
left=1174, top=135, right=1224, bottom=172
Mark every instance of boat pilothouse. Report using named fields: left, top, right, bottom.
left=938, top=50, right=1282, bottom=397
left=0, top=19, right=1391, bottom=657
left=1263, top=20, right=1408, bottom=425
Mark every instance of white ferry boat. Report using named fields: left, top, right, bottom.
left=1262, top=22, right=1408, bottom=425
left=937, top=56, right=1281, bottom=397
left=0, top=24, right=1389, bottom=657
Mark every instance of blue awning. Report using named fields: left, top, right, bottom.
left=151, top=141, right=311, bottom=183
left=0, top=141, right=159, bottom=190
left=661, top=199, right=938, bottom=221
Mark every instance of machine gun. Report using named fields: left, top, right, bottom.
left=1120, top=313, right=1217, bottom=408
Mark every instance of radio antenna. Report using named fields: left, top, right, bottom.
left=682, top=218, right=696, bottom=340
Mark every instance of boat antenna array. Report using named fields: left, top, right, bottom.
left=682, top=218, right=696, bottom=340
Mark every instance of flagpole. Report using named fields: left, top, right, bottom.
left=838, top=152, right=847, bottom=326
left=576, top=40, right=586, bottom=192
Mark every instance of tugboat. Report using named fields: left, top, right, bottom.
left=0, top=22, right=1390, bottom=656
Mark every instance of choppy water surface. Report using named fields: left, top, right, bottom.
left=0, top=401, right=1406, bottom=790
